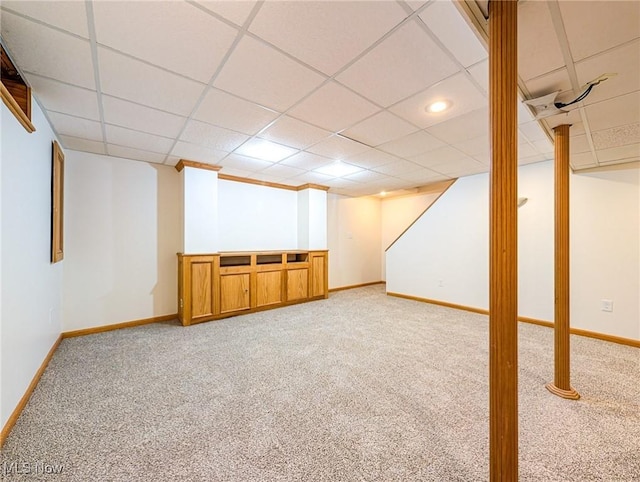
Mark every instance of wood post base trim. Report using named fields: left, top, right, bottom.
left=545, top=383, right=580, bottom=400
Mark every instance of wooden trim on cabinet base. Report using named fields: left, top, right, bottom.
left=545, top=383, right=580, bottom=400
left=329, top=281, right=386, bottom=293
left=0, top=335, right=61, bottom=448
left=387, top=293, right=640, bottom=348
left=62, top=313, right=177, bottom=338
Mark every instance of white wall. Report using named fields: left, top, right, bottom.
left=571, top=164, right=640, bottom=339
left=380, top=191, right=443, bottom=280
left=63, top=151, right=181, bottom=331
left=218, top=179, right=298, bottom=251
left=298, top=188, right=328, bottom=250
left=183, top=167, right=218, bottom=253
left=327, top=194, right=382, bottom=289
left=386, top=160, right=640, bottom=340
left=1, top=99, right=63, bottom=428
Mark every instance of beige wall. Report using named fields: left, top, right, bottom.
left=63, top=152, right=181, bottom=332
left=327, top=194, right=382, bottom=289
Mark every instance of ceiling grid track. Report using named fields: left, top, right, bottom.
left=547, top=0, right=599, bottom=168
left=84, top=0, right=108, bottom=155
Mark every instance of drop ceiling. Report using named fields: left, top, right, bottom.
left=1, top=1, right=638, bottom=197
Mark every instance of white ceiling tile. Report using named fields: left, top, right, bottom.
left=248, top=172, right=294, bottom=184
left=571, top=151, right=598, bottom=168
left=406, top=1, right=429, bottom=12
left=429, top=156, right=483, bottom=175
left=393, top=167, right=447, bottom=183
left=26, top=75, right=100, bottom=120
left=107, top=145, right=167, bottom=164
left=453, top=135, right=489, bottom=158
left=570, top=135, right=592, bottom=155
left=419, top=1, right=487, bottom=68
left=596, top=144, right=640, bottom=164
left=592, top=123, right=640, bottom=150
left=1, top=1, right=89, bottom=37
left=343, top=169, right=391, bottom=184
left=410, top=146, right=468, bottom=168
left=47, top=112, right=103, bottom=141
left=519, top=121, right=550, bottom=143
left=390, top=73, right=487, bottom=129
left=518, top=154, right=549, bottom=166
left=170, top=141, right=228, bottom=164
left=280, top=152, right=333, bottom=170
left=323, top=177, right=361, bottom=189
left=214, top=36, right=325, bottom=112
left=59, top=135, right=105, bottom=155
left=259, top=116, right=331, bottom=150
left=234, top=138, right=299, bottom=163
left=306, top=135, right=371, bottom=160
left=518, top=101, right=536, bottom=125
left=559, top=1, right=640, bottom=62
left=94, top=2, right=237, bottom=83
left=426, top=108, right=489, bottom=144
left=378, top=130, right=446, bottom=158
left=193, top=88, right=279, bottom=136
left=372, top=159, right=422, bottom=176
left=472, top=152, right=490, bottom=165
left=518, top=142, right=539, bottom=159
left=543, top=108, right=582, bottom=130
left=102, top=96, right=186, bottom=138
left=249, top=1, right=407, bottom=76
left=585, top=91, right=640, bottom=132
left=98, top=48, right=205, bottom=116
left=531, top=138, right=554, bottom=156
left=575, top=40, right=640, bottom=107
left=524, top=69, right=572, bottom=100
left=467, top=60, right=488, bottom=94
left=1, top=12, right=95, bottom=89
left=180, top=120, right=249, bottom=152
left=288, top=81, right=379, bottom=132
left=288, top=171, right=334, bottom=185
left=342, top=111, right=418, bottom=147
left=218, top=167, right=255, bottom=179
left=219, top=153, right=273, bottom=172
left=343, top=149, right=400, bottom=169
left=517, top=0, right=565, bottom=80
left=337, top=20, right=459, bottom=107
left=193, top=0, right=257, bottom=27
left=105, top=125, right=174, bottom=154
left=259, top=163, right=306, bottom=180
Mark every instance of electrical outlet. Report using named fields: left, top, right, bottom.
left=601, top=299, right=613, bottom=312
left=438, top=279, right=444, bottom=287
left=49, top=308, right=54, bottom=324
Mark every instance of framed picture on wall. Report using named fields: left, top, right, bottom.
left=51, top=140, right=64, bottom=263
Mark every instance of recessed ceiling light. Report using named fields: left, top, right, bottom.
left=426, top=100, right=452, bottom=113
left=380, top=191, right=387, bottom=197
left=314, top=161, right=362, bottom=178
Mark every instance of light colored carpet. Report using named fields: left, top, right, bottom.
left=1, top=285, right=638, bottom=481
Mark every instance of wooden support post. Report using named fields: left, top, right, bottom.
left=546, top=125, right=580, bottom=400
left=489, top=1, right=518, bottom=480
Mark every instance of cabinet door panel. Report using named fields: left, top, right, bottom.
left=220, top=273, right=251, bottom=313
left=287, top=268, right=308, bottom=301
left=257, top=271, right=282, bottom=307
left=191, top=261, right=214, bottom=318
left=311, top=255, right=326, bottom=298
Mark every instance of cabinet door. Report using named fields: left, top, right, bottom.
left=287, top=268, right=308, bottom=301
left=310, top=253, right=327, bottom=298
left=220, top=273, right=251, bottom=314
left=256, top=271, right=282, bottom=307
left=190, top=258, right=216, bottom=322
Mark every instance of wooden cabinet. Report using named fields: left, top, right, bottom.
left=177, top=250, right=328, bottom=326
